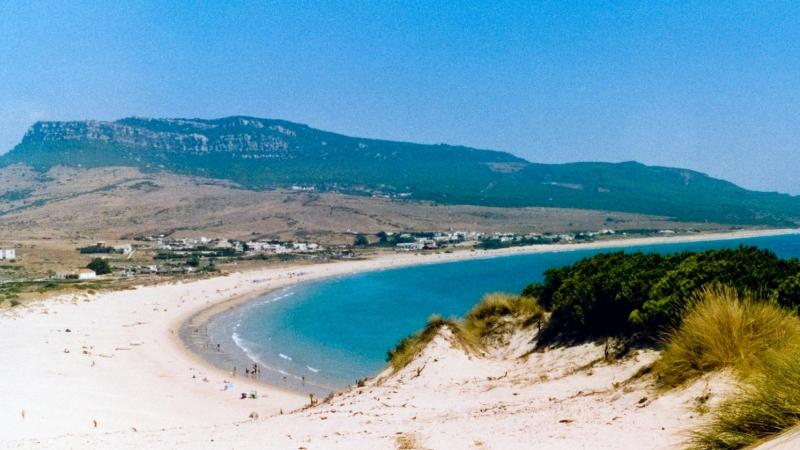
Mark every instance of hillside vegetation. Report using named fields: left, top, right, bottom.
left=525, top=246, right=800, bottom=346
left=2, top=116, right=799, bottom=225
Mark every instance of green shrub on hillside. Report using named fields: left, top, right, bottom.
left=533, top=252, right=674, bottom=344
left=78, top=245, right=114, bottom=254
left=642, top=247, right=799, bottom=332
left=776, top=272, right=800, bottom=310
left=529, top=247, right=800, bottom=346
left=87, top=258, right=111, bottom=275
left=353, top=234, right=369, bottom=247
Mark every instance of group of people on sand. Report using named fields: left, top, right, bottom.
left=232, top=363, right=262, bottom=379
left=245, top=363, right=262, bottom=378
left=224, top=363, right=263, bottom=395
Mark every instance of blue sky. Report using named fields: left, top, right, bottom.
left=1, top=1, right=798, bottom=194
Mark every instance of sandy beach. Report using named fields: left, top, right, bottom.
left=1, top=228, right=798, bottom=448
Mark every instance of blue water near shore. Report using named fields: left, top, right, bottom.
left=209, top=234, right=800, bottom=393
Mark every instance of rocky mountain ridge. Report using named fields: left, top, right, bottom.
left=3, top=116, right=799, bottom=226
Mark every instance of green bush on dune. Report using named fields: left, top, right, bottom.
left=528, top=246, right=800, bottom=346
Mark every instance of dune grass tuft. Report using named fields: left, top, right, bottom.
left=651, top=284, right=800, bottom=448
left=387, top=294, right=544, bottom=372
left=463, top=293, right=545, bottom=339
left=386, top=315, right=466, bottom=371
left=654, top=285, right=800, bottom=389
left=690, top=345, right=800, bottom=449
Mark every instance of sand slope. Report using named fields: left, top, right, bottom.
left=15, top=326, right=734, bottom=449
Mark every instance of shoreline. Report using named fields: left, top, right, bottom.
left=179, top=227, right=800, bottom=396
left=0, top=227, right=797, bottom=443
left=2, top=227, right=796, bottom=447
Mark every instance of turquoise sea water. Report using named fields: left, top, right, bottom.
left=207, top=234, right=800, bottom=394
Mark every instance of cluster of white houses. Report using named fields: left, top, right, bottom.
left=53, top=268, right=97, bottom=280
left=150, top=236, right=241, bottom=252
left=389, top=231, right=468, bottom=250
left=136, top=234, right=327, bottom=256
left=396, top=239, right=438, bottom=251
left=244, top=240, right=322, bottom=254
left=392, top=228, right=623, bottom=250
left=478, top=229, right=618, bottom=245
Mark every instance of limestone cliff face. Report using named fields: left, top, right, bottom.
left=22, top=118, right=296, bottom=157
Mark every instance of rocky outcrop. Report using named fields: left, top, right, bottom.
left=23, top=118, right=294, bottom=157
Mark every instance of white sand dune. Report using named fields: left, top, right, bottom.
left=2, top=326, right=735, bottom=449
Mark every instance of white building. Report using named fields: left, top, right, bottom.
left=245, top=241, right=268, bottom=252
left=268, top=244, right=289, bottom=254
left=422, top=239, right=437, bottom=249
left=77, top=269, right=97, bottom=280
left=289, top=242, right=321, bottom=252
left=113, top=244, right=133, bottom=255
left=246, top=241, right=288, bottom=254
left=186, top=237, right=210, bottom=246
left=396, top=242, right=424, bottom=251
left=0, top=248, right=16, bottom=260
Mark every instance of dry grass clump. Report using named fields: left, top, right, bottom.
left=654, top=285, right=800, bottom=389
left=690, top=345, right=800, bottom=449
left=463, top=293, right=544, bottom=340
left=386, top=315, right=474, bottom=371
left=651, top=284, right=800, bottom=448
left=387, top=294, right=544, bottom=372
